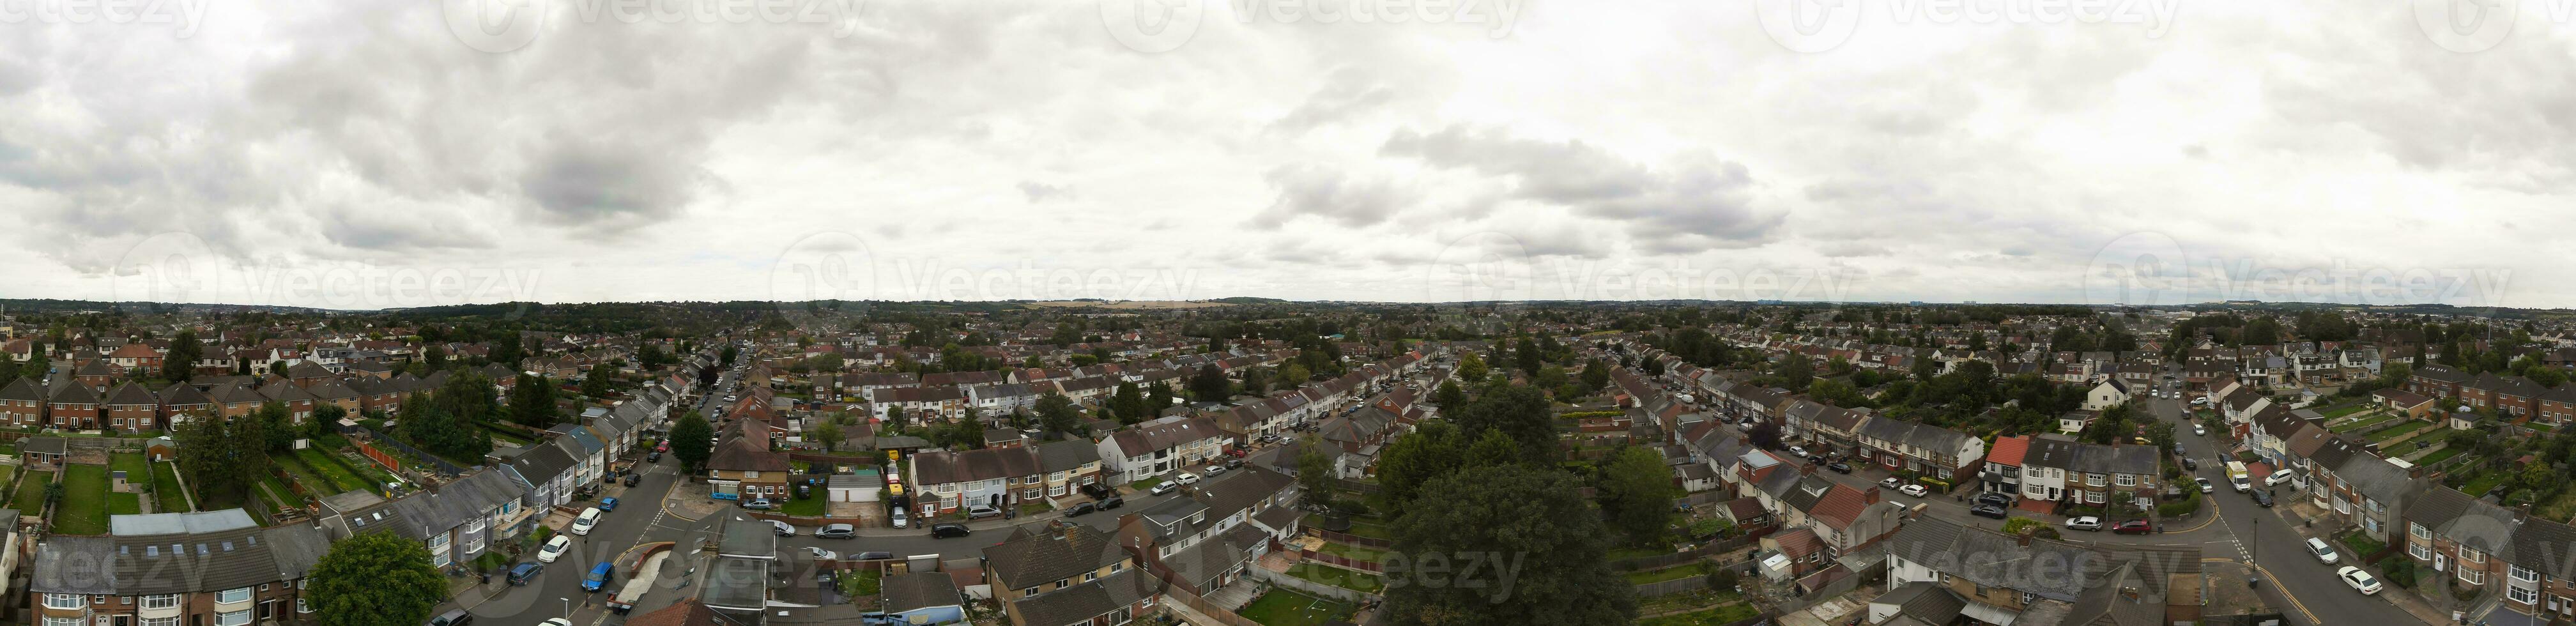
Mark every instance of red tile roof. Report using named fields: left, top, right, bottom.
left=1987, top=434, right=2031, bottom=466
left=1806, top=484, right=1871, bottom=530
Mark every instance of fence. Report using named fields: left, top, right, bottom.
left=1162, top=585, right=1264, bottom=626
left=355, top=427, right=470, bottom=476
left=1334, top=478, right=1380, bottom=494
left=1310, top=528, right=1392, bottom=549
left=1298, top=549, right=1384, bottom=573
left=1612, top=535, right=1757, bottom=572
left=1247, top=565, right=1373, bottom=603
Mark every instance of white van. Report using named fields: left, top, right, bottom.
left=571, top=507, right=603, bottom=536
left=2307, top=537, right=2339, bottom=564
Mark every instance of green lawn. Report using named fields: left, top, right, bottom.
left=1304, top=513, right=1394, bottom=540
left=1313, top=540, right=1384, bottom=563
left=108, top=491, right=143, bottom=515
left=56, top=464, right=111, bottom=535
left=152, top=461, right=193, bottom=512
left=2329, top=415, right=2400, bottom=433
left=11, top=469, right=50, bottom=513
left=781, top=493, right=827, bottom=516
left=280, top=455, right=361, bottom=495
left=2369, top=421, right=2434, bottom=443
left=1236, top=589, right=1357, bottom=626
left=1625, top=563, right=1707, bottom=585
left=1286, top=563, right=1384, bottom=593
left=110, top=452, right=150, bottom=480
left=293, top=448, right=372, bottom=493
left=2320, top=403, right=2368, bottom=419
left=2463, top=471, right=2511, bottom=497
left=2416, top=446, right=2465, bottom=466
left=1637, top=604, right=1762, bottom=626
left=1128, top=477, right=1165, bottom=492
left=257, top=471, right=298, bottom=512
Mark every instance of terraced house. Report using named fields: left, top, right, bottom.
left=2401, top=484, right=2576, bottom=623
left=2016, top=436, right=2159, bottom=509
left=1854, top=416, right=1987, bottom=485
left=1880, top=516, right=2202, bottom=626
left=28, top=510, right=330, bottom=626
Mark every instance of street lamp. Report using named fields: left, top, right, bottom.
left=560, top=597, right=571, bottom=619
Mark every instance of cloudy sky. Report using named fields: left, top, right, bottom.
left=0, top=0, right=2569, bottom=310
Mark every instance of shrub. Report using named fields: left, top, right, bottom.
left=2382, top=563, right=2418, bottom=588
left=2157, top=495, right=2202, bottom=517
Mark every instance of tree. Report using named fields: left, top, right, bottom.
left=1372, top=422, right=1462, bottom=513
left=1110, top=381, right=1147, bottom=423
left=1452, top=385, right=1554, bottom=465
left=1384, top=466, right=1637, bottom=625
left=1598, top=447, right=1679, bottom=545
left=1241, top=367, right=1273, bottom=396
left=1579, top=358, right=1609, bottom=392
left=719, top=345, right=739, bottom=369
left=1189, top=364, right=1230, bottom=403
left=1464, top=427, right=1519, bottom=468
left=1429, top=379, right=1466, bottom=409
left=174, top=409, right=265, bottom=507
left=257, top=401, right=295, bottom=454
left=1037, top=393, right=1085, bottom=436
left=1747, top=418, right=1784, bottom=450
left=811, top=420, right=844, bottom=452
left=1296, top=437, right=1337, bottom=508
left=1774, top=353, right=1814, bottom=392
left=581, top=367, right=618, bottom=401
left=886, top=405, right=908, bottom=432
left=1279, top=363, right=1311, bottom=387
left=509, top=374, right=562, bottom=427
left=670, top=411, right=716, bottom=473
left=1457, top=351, right=1487, bottom=383
left=307, top=531, right=448, bottom=626
left=163, top=330, right=202, bottom=382
left=1146, top=381, right=1174, bottom=415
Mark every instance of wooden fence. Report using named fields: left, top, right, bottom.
left=1247, top=566, right=1373, bottom=603
left=1310, top=527, right=1393, bottom=549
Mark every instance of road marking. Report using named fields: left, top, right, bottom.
left=2204, top=557, right=2322, bottom=626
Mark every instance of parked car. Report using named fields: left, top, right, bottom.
left=967, top=505, right=1004, bottom=519
left=537, top=535, right=571, bottom=563
left=930, top=523, right=971, bottom=538
left=1970, top=504, right=2009, bottom=519
left=1825, top=462, right=1853, bottom=474
left=2266, top=471, right=2294, bottom=487
left=1081, top=483, right=1114, bottom=499
left=1225, top=457, right=1245, bottom=469
left=624, top=474, right=641, bottom=487
left=507, top=562, right=544, bottom=586
left=816, top=523, right=856, bottom=539
left=598, top=497, right=620, bottom=512
left=804, top=546, right=838, bottom=560
left=2065, top=516, right=2103, bottom=531
left=2193, top=424, right=2207, bottom=436
left=570, top=508, right=602, bottom=535
left=2308, top=538, right=2340, bottom=564
left=1881, top=477, right=1903, bottom=489
left=1150, top=482, right=1178, bottom=496
left=769, top=520, right=795, bottom=537
left=539, top=619, right=572, bottom=626
left=2194, top=477, right=2214, bottom=492
left=2252, top=489, right=2274, bottom=507
left=1099, top=496, right=1126, bottom=510
left=1173, top=472, right=1202, bottom=485
left=853, top=551, right=894, bottom=561
left=1788, top=446, right=1809, bottom=457
left=657, top=440, right=670, bottom=452
left=647, top=451, right=662, bottom=462
left=1066, top=502, right=1097, bottom=517
left=1974, top=492, right=2014, bottom=508
left=582, top=562, right=614, bottom=592
left=1899, top=484, right=1929, bottom=498
left=2182, top=457, right=2198, bottom=471
left=2113, top=519, right=2152, bottom=535
left=742, top=498, right=774, bottom=510
left=1204, top=466, right=1229, bottom=476
left=429, top=609, right=475, bottom=626
left=2337, top=566, right=2382, bottom=595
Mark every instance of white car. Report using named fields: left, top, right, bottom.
left=2337, top=566, right=2382, bottom=595
left=537, top=535, right=571, bottom=563
left=1881, top=477, right=1903, bottom=489
left=540, top=620, right=574, bottom=626
left=1788, top=446, right=1809, bottom=457
left=1173, top=472, right=1201, bottom=485
left=569, top=507, right=602, bottom=536
left=2065, top=516, right=2103, bottom=531
left=2193, top=424, right=2207, bottom=436
left=2266, top=471, right=2295, bottom=487
left=2308, top=538, right=2340, bottom=564
left=1205, top=465, right=1229, bottom=475
left=889, top=507, right=910, bottom=529
left=1899, top=484, right=1929, bottom=498
left=804, top=546, right=838, bottom=560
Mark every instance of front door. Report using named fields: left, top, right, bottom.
left=2436, top=553, right=2448, bottom=572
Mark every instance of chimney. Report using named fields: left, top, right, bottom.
left=2119, top=586, right=2140, bottom=602
left=1801, top=462, right=1817, bottom=477
left=1864, top=487, right=1881, bottom=505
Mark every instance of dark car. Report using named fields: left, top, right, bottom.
left=929, top=523, right=971, bottom=539
left=2252, top=489, right=2275, bottom=507
left=852, top=551, right=894, bottom=561
left=1099, top=496, right=1125, bottom=510
left=506, top=562, right=544, bottom=586
left=624, top=473, right=641, bottom=487
left=1974, top=492, right=2014, bottom=508
left=2113, top=519, right=2154, bottom=535
left=647, top=451, right=663, bottom=462
left=1066, top=501, right=1097, bottom=517
left=1825, top=462, right=1853, bottom=474
left=582, top=562, right=615, bottom=592
left=429, top=609, right=473, bottom=626
left=1080, top=483, right=1114, bottom=499
left=2181, top=457, right=2198, bottom=471
left=1969, top=504, right=2009, bottom=519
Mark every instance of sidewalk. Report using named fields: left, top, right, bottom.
left=662, top=480, right=724, bottom=521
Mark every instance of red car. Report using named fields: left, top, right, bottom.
left=2112, top=519, right=2153, bottom=535
left=657, top=441, right=670, bottom=452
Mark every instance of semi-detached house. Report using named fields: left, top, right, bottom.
left=29, top=510, right=330, bottom=626
left=1095, top=416, right=1223, bottom=484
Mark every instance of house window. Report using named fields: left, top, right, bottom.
left=43, top=618, right=82, bottom=626
left=2413, top=542, right=2433, bottom=560
left=2514, top=586, right=2540, bottom=604
left=218, top=588, right=252, bottom=604
left=141, top=595, right=178, bottom=610
left=142, top=618, right=178, bottom=626
left=45, top=594, right=83, bottom=609
left=2412, top=523, right=2431, bottom=540
left=2114, top=474, right=2135, bottom=487
left=214, top=610, right=250, bottom=626
left=2516, top=565, right=2541, bottom=583
left=2467, top=547, right=2488, bottom=563
left=2464, top=567, right=2487, bottom=585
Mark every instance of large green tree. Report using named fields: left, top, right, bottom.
left=162, top=330, right=203, bottom=382
left=1036, top=393, right=1085, bottom=436
left=173, top=409, right=266, bottom=505
left=1189, top=364, right=1230, bottom=402
left=1384, top=466, right=1637, bottom=625
left=670, top=411, right=716, bottom=473
left=1451, top=385, right=1554, bottom=465
left=1596, top=447, right=1680, bottom=545
left=307, top=531, right=448, bottom=626
left=1372, top=421, right=1462, bottom=513
left=508, top=374, right=562, bottom=427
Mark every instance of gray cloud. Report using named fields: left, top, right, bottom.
left=1381, top=125, right=1785, bottom=250
left=1019, top=181, right=1071, bottom=202
left=1250, top=165, right=1416, bottom=229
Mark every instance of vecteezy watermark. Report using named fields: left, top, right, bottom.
left=106, top=232, right=544, bottom=312
left=2412, top=0, right=2576, bottom=53
left=1100, top=0, right=1522, bottom=54
left=1380, top=551, right=1528, bottom=602
left=2082, top=231, right=2512, bottom=308
left=0, top=0, right=208, bottom=38
left=443, top=0, right=866, bottom=54
left=1754, top=0, right=2179, bottom=54
left=1422, top=231, right=1859, bottom=303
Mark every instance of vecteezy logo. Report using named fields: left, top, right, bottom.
left=1754, top=0, right=1862, bottom=54
left=2414, top=0, right=2518, bottom=53
left=445, top=0, right=549, bottom=54
left=2082, top=231, right=2192, bottom=307
left=1100, top=0, right=1204, bottom=54
left=108, top=232, right=223, bottom=309
left=769, top=232, right=878, bottom=333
